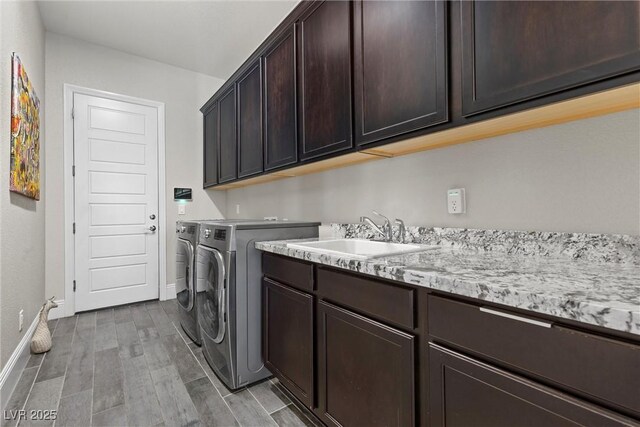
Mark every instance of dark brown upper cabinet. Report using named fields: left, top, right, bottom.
left=460, top=0, right=640, bottom=116
left=218, top=86, right=237, bottom=183
left=263, top=26, right=298, bottom=171
left=353, top=0, right=448, bottom=146
left=298, top=0, right=353, bottom=160
left=203, top=102, right=218, bottom=188
left=237, top=60, right=264, bottom=178
left=317, top=301, right=415, bottom=427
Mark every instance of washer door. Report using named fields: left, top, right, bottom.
left=176, top=238, right=194, bottom=311
left=197, top=245, right=226, bottom=344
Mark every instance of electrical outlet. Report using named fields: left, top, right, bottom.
left=263, top=216, right=278, bottom=221
left=448, top=188, right=466, bottom=214
left=19, top=309, right=24, bottom=332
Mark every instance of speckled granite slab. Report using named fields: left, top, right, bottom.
left=256, top=238, right=640, bottom=336
left=332, top=224, right=640, bottom=265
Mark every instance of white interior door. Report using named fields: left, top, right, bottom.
left=74, top=93, right=159, bottom=311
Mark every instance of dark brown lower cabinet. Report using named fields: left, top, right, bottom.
left=428, top=343, right=636, bottom=427
left=317, top=301, right=415, bottom=427
left=262, top=278, right=314, bottom=408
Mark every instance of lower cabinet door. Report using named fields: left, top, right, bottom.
left=428, top=343, right=636, bottom=427
left=317, top=301, right=415, bottom=427
left=262, top=278, right=314, bottom=408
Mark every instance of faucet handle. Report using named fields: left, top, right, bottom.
left=372, top=210, right=390, bottom=224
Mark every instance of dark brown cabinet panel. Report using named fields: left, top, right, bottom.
left=264, top=26, right=298, bottom=171
left=238, top=60, right=263, bottom=178
left=263, top=278, right=314, bottom=408
left=428, top=343, right=635, bottom=426
left=263, top=252, right=314, bottom=293
left=317, top=267, right=415, bottom=330
left=218, top=86, right=237, bottom=183
left=353, top=0, right=448, bottom=146
left=460, top=0, right=640, bottom=116
left=317, top=301, right=415, bottom=427
left=203, top=103, right=218, bottom=188
left=427, top=295, right=640, bottom=417
left=298, top=0, right=353, bottom=160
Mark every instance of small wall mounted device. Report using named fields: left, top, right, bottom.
left=174, top=188, right=192, bottom=201
left=447, top=188, right=466, bottom=214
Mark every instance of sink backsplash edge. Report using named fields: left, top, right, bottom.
left=330, top=223, right=640, bottom=265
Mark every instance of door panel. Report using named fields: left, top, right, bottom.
left=218, top=87, right=237, bottom=183
left=264, top=26, right=298, bottom=171
left=203, top=103, right=218, bottom=187
left=354, top=0, right=448, bottom=145
left=197, top=246, right=226, bottom=344
left=298, top=0, right=353, bottom=160
left=263, top=278, right=314, bottom=408
left=176, top=238, right=193, bottom=310
left=74, top=93, right=159, bottom=311
left=238, top=60, right=264, bottom=178
left=461, top=0, right=640, bottom=115
left=317, top=301, right=415, bottom=427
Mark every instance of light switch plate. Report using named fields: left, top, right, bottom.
left=178, top=204, right=186, bottom=215
left=448, top=188, right=466, bottom=214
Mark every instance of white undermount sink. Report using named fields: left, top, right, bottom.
left=286, top=239, right=425, bottom=260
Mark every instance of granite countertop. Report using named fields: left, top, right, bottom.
left=256, top=238, right=640, bottom=336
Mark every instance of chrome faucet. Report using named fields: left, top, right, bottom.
left=395, top=219, right=406, bottom=243
left=360, top=211, right=393, bottom=242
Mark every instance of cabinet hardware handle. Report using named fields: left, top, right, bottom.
left=479, top=307, right=552, bottom=328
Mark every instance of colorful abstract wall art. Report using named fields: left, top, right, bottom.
left=10, top=53, right=40, bottom=200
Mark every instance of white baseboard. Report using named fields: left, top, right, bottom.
left=0, top=315, right=39, bottom=411
left=165, top=283, right=176, bottom=300
left=47, top=300, right=65, bottom=320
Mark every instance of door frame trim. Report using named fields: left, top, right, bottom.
left=63, top=84, right=167, bottom=316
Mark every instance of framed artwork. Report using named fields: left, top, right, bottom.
left=10, top=53, right=40, bottom=200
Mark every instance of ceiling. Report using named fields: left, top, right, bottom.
left=37, top=0, right=299, bottom=80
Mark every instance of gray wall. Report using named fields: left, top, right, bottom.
left=44, top=33, right=226, bottom=308
left=0, top=1, right=46, bottom=369
left=226, top=109, right=640, bottom=235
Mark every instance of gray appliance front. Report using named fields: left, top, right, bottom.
left=232, top=226, right=318, bottom=387
left=175, top=238, right=194, bottom=311
left=197, top=244, right=237, bottom=388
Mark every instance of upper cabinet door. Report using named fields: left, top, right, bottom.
left=203, top=102, right=218, bottom=188
left=354, top=0, right=448, bottom=146
left=264, top=26, right=298, bottom=171
left=298, top=0, right=353, bottom=160
left=237, top=60, right=264, bottom=178
left=461, top=1, right=640, bottom=116
left=218, top=86, right=237, bottom=183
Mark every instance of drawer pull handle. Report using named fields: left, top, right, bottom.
left=479, top=307, right=552, bottom=328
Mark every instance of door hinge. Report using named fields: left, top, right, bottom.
left=72, top=165, right=75, bottom=177
left=71, top=107, right=75, bottom=119
left=73, top=280, right=76, bottom=292
left=73, top=222, right=76, bottom=234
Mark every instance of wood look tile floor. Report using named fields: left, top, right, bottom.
left=2, top=300, right=318, bottom=427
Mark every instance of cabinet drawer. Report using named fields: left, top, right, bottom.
left=263, top=252, right=313, bottom=292
left=317, top=268, right=415, bottom=329
left=427, top=295, right=640, bottom=417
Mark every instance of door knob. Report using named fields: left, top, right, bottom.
left=150, top=214, right=156, bottom=220
left=149, top=225, right=157, bottom=232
